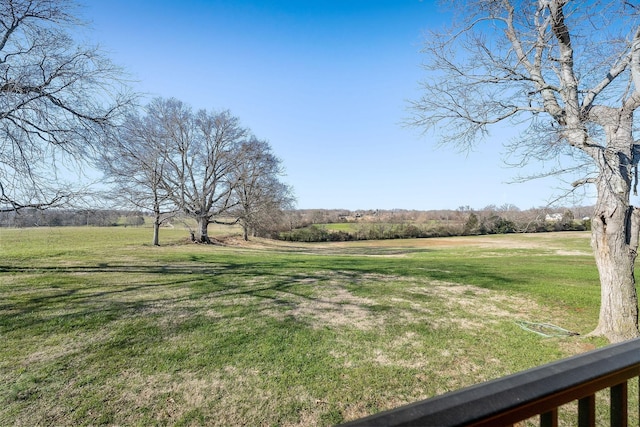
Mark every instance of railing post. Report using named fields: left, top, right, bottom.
left=578, top=394, right=595, bottom=427
left=611, top=382, right=628, bottom=427
left=540, top=408, right=558, bottom=427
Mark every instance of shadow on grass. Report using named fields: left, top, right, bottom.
left=0, top=255, right=524, bottom=342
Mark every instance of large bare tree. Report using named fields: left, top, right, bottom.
left=412, top=0, right=640, bottom=342
left=230, top=137, right=295, bottom=241
left=0, top=0, right=133, bottom=211
left=104, top=97, right=292, bottom=244
left=148, top=98, right=248, bottom=243
left=99, top=111, right=177, bottom=246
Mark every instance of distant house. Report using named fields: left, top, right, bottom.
left=545, top=213, right=563, bottom=222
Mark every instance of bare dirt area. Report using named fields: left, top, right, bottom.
left=411, top=232, right=591, bottom=250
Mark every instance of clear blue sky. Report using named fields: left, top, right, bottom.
left=81, top=0, right=587, bottom=211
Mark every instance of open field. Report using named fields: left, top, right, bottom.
left=0, top=227, right=619, bottom=425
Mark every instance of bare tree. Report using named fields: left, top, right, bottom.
left=100, top=110, right=177, bottom=246
left=106, top=98, right=292, bottom=244
left=0, top=0, right=134, bottom=211
left=231, top=137, right=295, bottom=240
left=411, top=0, right=640, bottom=342
left=148, top=98, right=247, bottom=243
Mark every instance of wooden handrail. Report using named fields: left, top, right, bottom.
left=339, top=338, right=640, bottom=427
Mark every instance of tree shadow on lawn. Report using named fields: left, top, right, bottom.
left=0, top=258, right=520, bottom=340
left=0, top=258, right=533, bottom=427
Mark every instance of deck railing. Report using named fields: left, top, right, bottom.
left=339, top=338, right=640, bottom=427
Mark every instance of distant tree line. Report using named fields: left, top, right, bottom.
left=279, top=223, right=457, bottom=242
left=0, top=208, right=297, bottom=240
left=0, top=209, right=144, bottom=228
left=279, top=205, right=592, bottom=242
left=0, top=205, right=591, bottom=244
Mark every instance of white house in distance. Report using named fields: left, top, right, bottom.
left=545, top=213, right=563, bottom=222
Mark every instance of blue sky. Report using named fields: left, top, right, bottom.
left=81, top=0, right=585, bottom=211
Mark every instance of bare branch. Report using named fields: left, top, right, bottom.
left=572, top=177, right=597, bottom=187
left=0, top=0, right=136, bottom=211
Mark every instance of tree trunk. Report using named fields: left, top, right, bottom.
left=590, top=204, right=640, bottom=342
left=152, top=219, right=160, bottom=246
left=589, top=119, right=640, bottom=342
left=152, top=186, right=161, bottom=246
left=198, top=216, right=211, bottom=244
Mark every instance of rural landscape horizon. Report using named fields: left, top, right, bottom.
left=4, top=0, right=640, bottom=425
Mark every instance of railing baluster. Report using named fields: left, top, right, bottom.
left=540, top=408, right=558, bottom=427
left=611, top=382, right=628, bottom=427
left=578, top=395, right=595, bottom=427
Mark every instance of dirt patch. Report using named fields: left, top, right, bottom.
left=410, top=281, right=550, bottom=320
left=264, top=283, right=381, bottom=330
left=558, top=340, right=597, bottom=355
left=555, top=250, right=592, bottom=256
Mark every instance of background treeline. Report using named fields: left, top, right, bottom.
left=279, top=205, right=593, bottom=242
left=0, top=209, right=145, bottom=228
left=0, top=205, right=593, bottom=243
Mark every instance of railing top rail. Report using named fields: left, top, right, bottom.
left=339, top=338, right=640, bottom=427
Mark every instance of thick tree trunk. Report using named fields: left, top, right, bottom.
left=588, top=119, right=640, bottom=342
left=198, top=216, right=211, bottom=244
left=590, top=203, right=640, bottom=342
left=243, top=223, right=249, bottom=241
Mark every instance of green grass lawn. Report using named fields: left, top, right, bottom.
left=323, top=223, right=355, bottom=232
left=0, top=228, right=616, bottom=425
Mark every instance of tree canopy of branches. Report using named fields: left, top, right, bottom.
left=102, top=97, right=293, bottom=244
left=156, top=99, right=246, bottom=243
left=100, top=107, right=175, bottom=246
left=411, top=0, right=640, bottom=342
left=0, top=0, right=133, bottom=212
left=230, top=137, right=295, bottom=240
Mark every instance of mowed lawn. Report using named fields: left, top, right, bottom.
left=0, top=227, right=612, bottom=426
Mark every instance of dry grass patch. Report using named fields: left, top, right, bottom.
left=235, top=270, right=548, bottom=334
left=284, top=286, right=379, bottom=329
left=113, top=368, right=270, bottom=426
left=256, top=275, right=381, bottom=330
left=407, top=280, right=555, bottom=326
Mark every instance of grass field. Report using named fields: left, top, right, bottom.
left=322, top=221, right=442, bottom=232
left=0, top=227, right=616, bottom=425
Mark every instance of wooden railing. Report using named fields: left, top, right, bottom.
left=339, top=338, right=640, bottom=427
